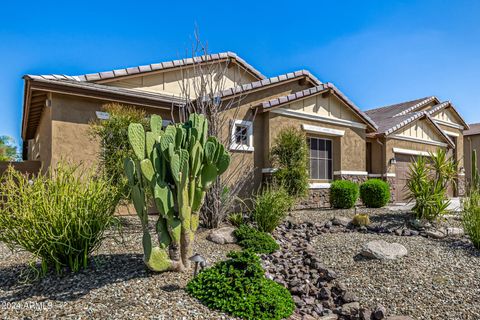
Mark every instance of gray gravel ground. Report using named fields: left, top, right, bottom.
left=290, top=209, right=480, bottom=320
left=0, top=216, right=238, bottom=320
left=2, top=209, right=479, bottom=320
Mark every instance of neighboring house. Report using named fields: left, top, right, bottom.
left=20, top=52, right=468, bottom=206
left=365, top=97, right=469, bottom=202
left=464, top=123, right=480, bottom=186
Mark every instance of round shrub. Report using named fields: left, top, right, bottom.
left=234, top=225, right=279, bottom=254
left=330, top=180, right=359, bottom=209
left=360, top=179, right=391, bottom=208
left=187, top=250, right=295, bottom=320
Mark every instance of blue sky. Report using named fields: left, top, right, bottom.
left=1, top=0, right=479, bottom=146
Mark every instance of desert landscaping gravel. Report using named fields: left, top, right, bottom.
left=290, top=209, right=480, bottom=320
left=1, top=209, right=480, bottom=320
left=0, top=216, right=238, bottom=320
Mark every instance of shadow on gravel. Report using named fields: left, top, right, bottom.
left=0, top=253, right=149, bottom=303
left=368, top=212, right=409, bottom=230
left=436, top=238, right=480, bottom=258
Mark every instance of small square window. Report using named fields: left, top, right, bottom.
left=230, top=120, right=254, bottom=152
left=235, top=125, right=248, bottom=145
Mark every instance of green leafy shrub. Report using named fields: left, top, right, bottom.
left=352, top=213, right=370, bottom=227
left=271, top=127, right=309, bottom=199
left=234, top=225, right=279, bottom=254
left=360, top=179, right=391, bottom=208
left=0, top=164, right=119, bottom=275
left=330, top=180, right=359, bottom=209
left=463, top=190, right=480, bottom=249
left=406, top=149, right=457, bottom=221
left=228, top=212, right=244, bottom=227
left=186, top=250, right=294, bottom=320
left=252, top=186, right=293, bottom=233
left=90, top=103, right=150, bottom=201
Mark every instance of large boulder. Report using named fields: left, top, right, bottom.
left=360, top=240, right=408, bottom=260
left=207, top=227, right=237, bottom=244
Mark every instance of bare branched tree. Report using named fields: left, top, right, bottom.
left=173, top=31, right=257, bottom=228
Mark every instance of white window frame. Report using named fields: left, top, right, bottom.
left=230, top=120, right=254, bottom=152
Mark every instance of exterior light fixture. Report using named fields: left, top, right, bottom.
left=389, top=157, right=397, bottom=165
left=189, top=253, right=206, bottom=277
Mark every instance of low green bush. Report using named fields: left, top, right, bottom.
left=234, top=225, right=279, bottom=254
left=0, top=164, right=119, bottom=275
left=360, top=179, right=391, bottom=208
left=252, top=186, right=294, bottom=233
left=186, top=250, right=295, bottom=320
left=463, top=191, right=480, bottom=249
left=330, top=180, right=359, bottom=209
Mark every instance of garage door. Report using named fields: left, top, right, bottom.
left=394, top=154, right=418, bottom=202
left=394, top=153, right=455, bottom=202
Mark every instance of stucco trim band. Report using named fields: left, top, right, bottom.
left=271, top=109, right=367, bottom=129
left=368, top=173, right=396, bottom=178
left=309, top=183, right=331, bottom=189
left=302, top=124, right=345, bottom=137
left=443, top=130, right=460, bottom=137
left=333, top=171, right=368, bottom=176
left=390, top=134, right=448, bottom=147
left=393, top=147, right=434, bottom=157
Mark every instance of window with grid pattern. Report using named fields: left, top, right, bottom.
left=308, top=137, right=333, bottom=180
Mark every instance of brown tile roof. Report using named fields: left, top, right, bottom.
left=25, top=52, right=265, bottom=83
left=220, top=70, right=321, bottom=97
left=261, top=83, right=378, bottom=130
left=464, top=123, right=480, bottom=136
left=24, top=75, right=185, bottom=105
left=365, top=96, right=437, bottom=123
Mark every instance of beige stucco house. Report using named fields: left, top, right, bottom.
left=365, top=97, right=469, bottom=201
left=20, top=52, right=468, bottom=206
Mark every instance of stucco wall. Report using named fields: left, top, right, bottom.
left=50, top=93, right=173, bottom=169
left=436, top=123, right=464, bottom=168
left=367, top=137, right=384, bottom=174
left=465, top=135, right=480, bottom=187
left=106, top=62, right=258, bottom=98
left=29, top=106, right=52, bottom=173
left=267, top=113, right=367, bottom=175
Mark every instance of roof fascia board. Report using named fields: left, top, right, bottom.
left=390, top=134, right=448, bottom=148
left=271, top=108, right=367, bottom=129
left=28, top=79, right=178, bottom=107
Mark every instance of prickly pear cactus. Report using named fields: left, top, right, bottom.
left=124, top=114, right=230, bottom=272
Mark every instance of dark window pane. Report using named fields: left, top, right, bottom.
left=319, top=139, right=327, bottom=158
left=327, top=159, right=333, bottom=180
left=310, top=159, right=319, bottom=179
left=235, top=125, right=248, bottom=144
left=325, top=140, right=332, bottom=159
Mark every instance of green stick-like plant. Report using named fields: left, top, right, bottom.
left=0, top=164, right=119, bottom=275
left=124, top=113, right=230, bottom=272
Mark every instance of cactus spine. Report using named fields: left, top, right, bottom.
left=124, top=113, right=230, bottom=272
